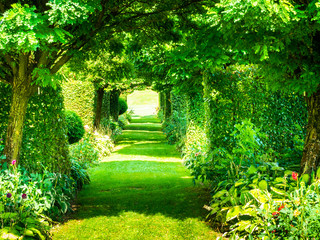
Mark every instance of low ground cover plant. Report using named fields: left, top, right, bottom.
left=0, top=137, right=92, bottom=239
left=0, top=161, right=74, bottom=239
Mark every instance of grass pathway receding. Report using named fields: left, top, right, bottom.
left=51, top=115, right=219, bottom=240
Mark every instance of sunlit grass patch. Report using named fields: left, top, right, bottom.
left=51, top=115, right=220, bottom=239
left=52, top=212, right=217, bottom=240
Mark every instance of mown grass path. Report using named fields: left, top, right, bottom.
left=52, top=115, right=218, bottom=239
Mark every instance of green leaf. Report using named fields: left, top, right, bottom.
left=301, top=174, right=310, bottom=184
left=247, top=165, right=258, bottom=175
left=271, top=186, right=285, bottom=195
left=249, top=189, right=268, bottom=203
left=234, top=220, right=252, bottom=232
left=23, top=229, right=34, bottom=237
left=316, top=168, right=320, bottom=179
left=258, top=180, right=268, bottom=190
left=226, top=206, right=241, bottom=221
left=235, top=178, right=246, bottom=187
left=212, top=189, right=228, bottom=199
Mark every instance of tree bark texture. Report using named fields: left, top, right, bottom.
left=164, top=90, right=172, bottom=121
left=300, top=88, right=320, bottom=175
left=110, top=89, right=120, bottom=122
left=3, top=75, right=35, bottom=164
left=94, top=87, right=105, bottom=129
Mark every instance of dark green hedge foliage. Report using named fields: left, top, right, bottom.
left=118, top=98, right=128, bottom=115
left=0, top=83, right=70, bottom=173
left=65, top=110, right=85, bottom=144
left=202, top=65, right=307, bottom=174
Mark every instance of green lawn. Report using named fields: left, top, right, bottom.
left=51, top=115, right=219, bottom=239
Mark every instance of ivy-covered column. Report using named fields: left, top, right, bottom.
left=110, top=89, right=120, bottom=122
left=94, top=87, right=105, bottom=129
left=164, top=90, right=172, bottom=121
left=102, top=91, right=111, bottom=122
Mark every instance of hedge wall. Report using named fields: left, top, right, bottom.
left=0, top=83, right=70, bottom=173
left=62, top=79, right=95, bottom=127
left=203, top=65, right=307, bottom=166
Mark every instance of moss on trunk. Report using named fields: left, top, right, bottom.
left=300, top=88, right=320, bottom=174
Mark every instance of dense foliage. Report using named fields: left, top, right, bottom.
left=62, top=78, right=95, bottom=128
left=0, top=159, right=89, bottom=239
left=65, top=110, right=85, bottom=145
left=0, top=84, right=70, bottom=173
left=118, top=98, right=128, bottom=116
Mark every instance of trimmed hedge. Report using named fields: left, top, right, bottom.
left=118, top=98, right=128, bottom=115
left=62, top=79, right=95, bottom=127
left=65, top=110, right=85, bottom=144
left=0, top=83, right=70, bottom=173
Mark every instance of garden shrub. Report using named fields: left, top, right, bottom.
left=62, top=79, right=95, bottom=127
left=0, top=159, right=89, bottom=239
left=206, top=120, right=315, bottom=238
left=69, top=134, right=99, bottom=166
left=216, top=172, right=320, bottom=239
left=71, top=159, right=90, bottom=191
left=101, top=118, right=123, bottom=141
left=162, top=92, right=187, bottom=147
left=93, top=134, right=114, bottom=159
left=65, top=110, right=85, bottom=144
left=118, top=97, right=128, bottom=115
left=0, top=83, right=70, bottom=173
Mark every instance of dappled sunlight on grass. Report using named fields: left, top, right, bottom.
left=52, top=212, right=217, bottom=240
left=51, top=114, right=220, bottom=239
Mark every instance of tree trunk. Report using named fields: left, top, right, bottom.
left=159, top=91, right=165, bottom=113
left=110, top=89, right=120, bottom=122
left=94, top=87, right=104, bottom=129
left=102, top=91, right=111, bottom=121
left=164, top=90, right=172, bottom=121
left=300, top=88, right=320, bottom=175
left=3, top=75, right=35, bottom=164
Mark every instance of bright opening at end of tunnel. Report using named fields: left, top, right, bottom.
left=127, top=89, right=159, bottom=116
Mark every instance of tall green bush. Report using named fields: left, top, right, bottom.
left=0, top=83, right=70, bottom=173
left=118, top=98, right=128, bottom=115
left=65, top=110, right=85, bottom=144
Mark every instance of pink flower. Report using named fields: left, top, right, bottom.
left=292, top=172, right=298, bottom=181
left=11, top=159, right=16, bottom=165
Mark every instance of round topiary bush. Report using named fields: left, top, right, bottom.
left=118, top=98, right=128, bottom=115
left=65, top=110, right=85, bottom=144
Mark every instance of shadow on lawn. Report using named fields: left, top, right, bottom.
left=68, top=160, right=211, bottom=222
left=63, top=115, right=210, bottom=225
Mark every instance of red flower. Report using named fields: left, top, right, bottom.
left=272, top=211, right=279, bottom=216
left=278, top=204, right=285, bottom=211
left=272, top=230, right=276, bottom=233
left=292, top=172, right=298, bottom=181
